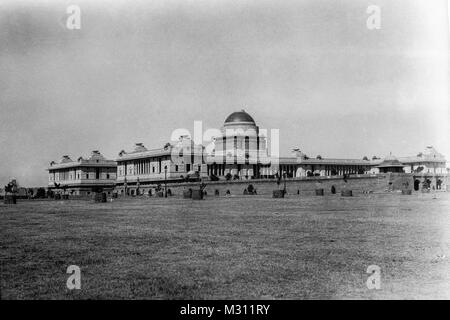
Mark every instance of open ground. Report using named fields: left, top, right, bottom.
left=1, top=192, right=449, bottom=299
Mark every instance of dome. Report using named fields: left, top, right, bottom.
left=224, top=110, right=255, bottom=125
left=60, top=155, right=73, bottom=164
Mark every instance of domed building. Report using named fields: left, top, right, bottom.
left=207, top=110, right=377, bottom=179
left=109, top=109, right=447, bottom=195
left=208, top=110, right=270, bottom=179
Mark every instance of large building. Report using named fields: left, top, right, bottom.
left=47, top=110, right=448, bottom=195
left=207, top=110, right=373, bottom=178
left=207, top=110, right=271, bottom=179
left=48, top=150, right=117, bottom=196
left=399, top=146, right=447, bottom=175
left=113, top=110, right=412, bottom=195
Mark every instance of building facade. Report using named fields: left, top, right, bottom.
left=206, top=110, right=373, bottom=179
left=48, top=150, right=117, bottom=196
left=47, top=110, right=448, bottom=195
left=113, top=110, right=390, bottom=195
left=115, top=139, right=206, bottom=196
left=399, top=146, right=447, bottom=175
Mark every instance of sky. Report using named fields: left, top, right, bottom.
left=0, top=0, right=449, bottom=187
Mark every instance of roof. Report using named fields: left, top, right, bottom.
left=298, top=158, right=373, bottom=166
left=224, top=110, right=256, bottom=124
left=375, top=154, right=405, bottom=168
left=398, top=146, right=446, bottom=164
left=48, top=151, right=116, bottom=170
left=117, top=147, right=172, bottom=161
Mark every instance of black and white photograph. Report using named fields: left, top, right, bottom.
left=1, top=0, right=450, bottom=307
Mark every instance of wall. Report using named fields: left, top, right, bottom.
left=119, top=174, right=395, bottom=197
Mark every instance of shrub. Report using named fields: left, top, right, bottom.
left=36, top=188, right=46, bottom=198
left=209, top=174, right=219, bottom=181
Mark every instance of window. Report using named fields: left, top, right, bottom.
left=96, top=168, right=100, bottom=179
left=86, top=173, right=89, bottom=179
left=175, top=165, right=178, bottom=172
left=107, top=173, right=110, bottom=179
left=186, top=164, right=191, bottom=172
left=152, top=166, right=155, bottom=173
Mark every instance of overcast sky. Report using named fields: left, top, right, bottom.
left=0, top=0, right=449, bottom=187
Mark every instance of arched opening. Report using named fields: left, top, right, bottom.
left=331, top=185, right=336, bottom=194
left=414, top=179, right=420, bottom=191
left=436, top=179, right=442, bottom=190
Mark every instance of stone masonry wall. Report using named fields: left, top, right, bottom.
left=162, top=174, right=391, bottom=197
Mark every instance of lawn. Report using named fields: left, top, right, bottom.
left=1, top=192, right=449, bottom=299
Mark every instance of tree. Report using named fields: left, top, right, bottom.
left=316, top=155, right=322, bottom=160
left=225, top=173, right=232, bottom=181
left=363, top=156, right=369, bottom=161
left=4, top=179, right=19, bottom=195
left=36, top=188, right=46, bottom=198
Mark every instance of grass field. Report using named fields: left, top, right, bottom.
left=1, top=192, right=449, bottom=299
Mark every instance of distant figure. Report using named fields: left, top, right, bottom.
left=331, top=185, right=336, bottom=194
